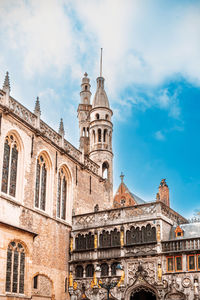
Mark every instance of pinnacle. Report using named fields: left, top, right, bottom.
left=3, top=71, right=10, bottom=92
left=59, top=118, right=65, bottom=136
left=34, top=96, right=41, bottom=115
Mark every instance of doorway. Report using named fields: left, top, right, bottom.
left=130, top=289, right=156, bottom=300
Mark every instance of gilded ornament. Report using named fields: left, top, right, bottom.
left=70, top=237, right=73, bottom=252
left=69, top=272, right=73, bottom=287
left=158, top=264, right=162, bottom=281
left=94, top=233, right=98, bottom=249
left=157, top=225, right=161, bottom=242
left=120, top=231, right=124, bottom=247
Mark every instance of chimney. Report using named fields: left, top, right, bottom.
left=157, top=179, right=170, bottom=207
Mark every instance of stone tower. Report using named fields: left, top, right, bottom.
left=156, top=179, right=170, bottom=207
left=89, top=49, right=113, bottom=203
left=77, top=72, right=92, bottom=155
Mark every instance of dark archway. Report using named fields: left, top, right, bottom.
left=130, top=289, right=156, bottom=300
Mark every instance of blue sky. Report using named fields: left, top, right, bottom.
left=0, top=0, right=200, bottom=218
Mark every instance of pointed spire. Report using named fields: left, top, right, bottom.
left=3, top=71, right=10, bottom=93
left=100, top=48, right=103, bottom=77
left=120, top=172, right=124, bottom=183
left=34, top=96, right=41, bottom=116
left=59, top=118, right=65, bottom=136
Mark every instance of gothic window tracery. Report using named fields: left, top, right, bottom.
left=99, top=229, right=120, bottom=248
left=35, top=155, right=47, bottom=211
left=1, top=135, right=19, bottom=197
left=75, top=233, right=94, bottom=250
left=57, top=167, right=67, bottom=220
left=111, top=228, right=120, bottom=246
left=126, top=224, right=156, bottom=245
left=99, top=230, right=111, bottom=248
left=6, top=242, right=25, bottom=294
left=86, top=264, right=94, bottom=277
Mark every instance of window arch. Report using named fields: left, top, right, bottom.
left=57, top=167, right=67, bottom=220
left=102, top=161, right=109, bottom=179
left=111, top=262, right=119, bottom=276
left=6, top=241, right=26, bottom=294
left=98, top=129, right=101, bottom=142
left=103, top=129, right=107, bottom=143
left=96, top=113, right=100, bottom=120
left=75, top=265, right=83, bottom=278
left=86, top=264, right=94, bottom=277
left=35, top=154, right=49, bottom=211
left=92, top=130, right=96, bottom=144
left=1, top=134, right=19, bottom=197
left=101, top=263, right=109, bottom=277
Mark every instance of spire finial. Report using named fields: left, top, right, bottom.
left=100, top=48, right=103, bottom=77
left=120, top=172, right=124, bottom=183
left=59, top=118, right=65, bottom=136
left=3, top=71, right=10, bottom=92
left=34, top=96, right=41, bottom=116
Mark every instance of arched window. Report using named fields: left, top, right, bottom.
left=103, top=129, right=107, bottom=143
left=1, top=134, right=19, bottom=197
left=102, top=161, right=109, bottom=179
left=96, top=113, right=99, bottom=120
left=111, top=228, right=120, bottom=246
left=101, top=263, right=109, bottom=277
left=86, top=264, right=94, bottom=277
left=35, top=155, right=47, bottom=211
left=6, top=242, right=25, bottom=294
left=98, top=129, right=101, bottom=142
left=92, top=130, right=96, bottom=143
left=111, top=262, right=119, bottom=276
left=83, top=127, right=85, bottom=137
left=99, top=230, right=111, bottom=248
left=105, top=114, right=109, bottom=120
left=75, top=234, right=86, bottom=250
left=57, top=167, right=67, bottom=220
left=75, top=265, right=83, bottom=278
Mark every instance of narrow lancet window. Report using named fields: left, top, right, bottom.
left=1, top=135, right=18, bottom=197
left=57, top=167, right=67, bottom=220
left=35, top=155, right=47, bottom=211
left=6, top=242, right=25, bottom=294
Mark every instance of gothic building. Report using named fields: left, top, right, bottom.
left=0, top=67, right=200, bottom=300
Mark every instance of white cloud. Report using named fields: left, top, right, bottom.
left=154, top=130, right=165, bottom=141
left=0, top=0, right=199, bottom=116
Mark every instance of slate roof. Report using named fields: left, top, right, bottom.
left=170, top=223, right=200, bottom=240
left=124, top=183, right=146, bottom=205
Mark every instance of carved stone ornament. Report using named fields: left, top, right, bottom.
left=164, top=279, right=186, bottom=300
left=181, top=277, right=191, bottom=288
left=128, top=261, right=156, bottom=286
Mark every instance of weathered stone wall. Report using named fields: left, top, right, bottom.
left=0, top=97, right=108, bottom=300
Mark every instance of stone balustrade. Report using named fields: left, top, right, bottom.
left=162, top=237, right=200, bottom=253
left=72, top=202, right=187, bottom=230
